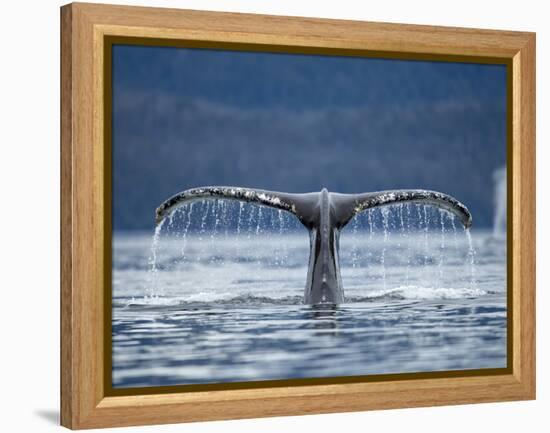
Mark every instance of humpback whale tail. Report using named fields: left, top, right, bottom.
left=156, top=187, right=472, bottom=305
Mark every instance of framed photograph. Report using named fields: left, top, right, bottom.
left=60, top=2, right=535, bottom=429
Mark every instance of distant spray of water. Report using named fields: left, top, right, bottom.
left=493, top=166, right=507, bottom=239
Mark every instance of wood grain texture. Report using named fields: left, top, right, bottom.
left=512, top=34, right=536, bottom=395
left=60, top=2, right=536, bottom=429
left=60, top=4, right=73, bottom=429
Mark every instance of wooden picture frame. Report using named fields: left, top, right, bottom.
left=60, top=2, right=536, bottom=429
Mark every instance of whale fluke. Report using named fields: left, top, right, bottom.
left=330, top=189, right=472, bottom=229
left=155, top=186, right=472, bottom=305
left=155, top=186, right=300, bottom=225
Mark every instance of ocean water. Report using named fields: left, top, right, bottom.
left=112, top=203, right=507, bottom=388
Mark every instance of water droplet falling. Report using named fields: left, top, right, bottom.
left=210, top=200, right=220, bottom=263
left=278, top=209, right=288, bottom=265
left=218, top=200, right=228, bottom=266
left=180, top=203, right=194, bottom=261
left=367, top=208, right=375, bottom=266
left=236, top=202, right=244, bottom=236
left=399, top=204, right=411, bottom=285
left=423, top=205, right=430, bottom=270
left=255, top=206, right=263, bottom=270
left=449, top=213, right=458, bottom=250
left=256, top=206, right=263, bottom=236
left=438, top=209, right=446, bottom=286
left=381, top=207, right=390, bottom=291
left=220, top=200, right=229, bottom=239
left=147, top=218, right=166, bottom=297
left=197, top=200, right=211, bottom=262
left=167, top=210, right=176, bottom=231
left=246, top=205, right=256, bottom=240
left=270, top=208, right=280, bottom=266
left=465, top=228, right=477, bottom=289
left=199, top=200, right=211, bottom=238
left=351, top=216, right=359, bottom=269
left=234, top=202, right=244, bottom=260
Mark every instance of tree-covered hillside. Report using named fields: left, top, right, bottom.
left=112, top=46, right=507, bottom=230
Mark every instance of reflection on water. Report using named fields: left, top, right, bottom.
left=112, top=215, right=506, bottom=388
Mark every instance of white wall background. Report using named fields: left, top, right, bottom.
left=0, top=0, right=546, bottom=431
